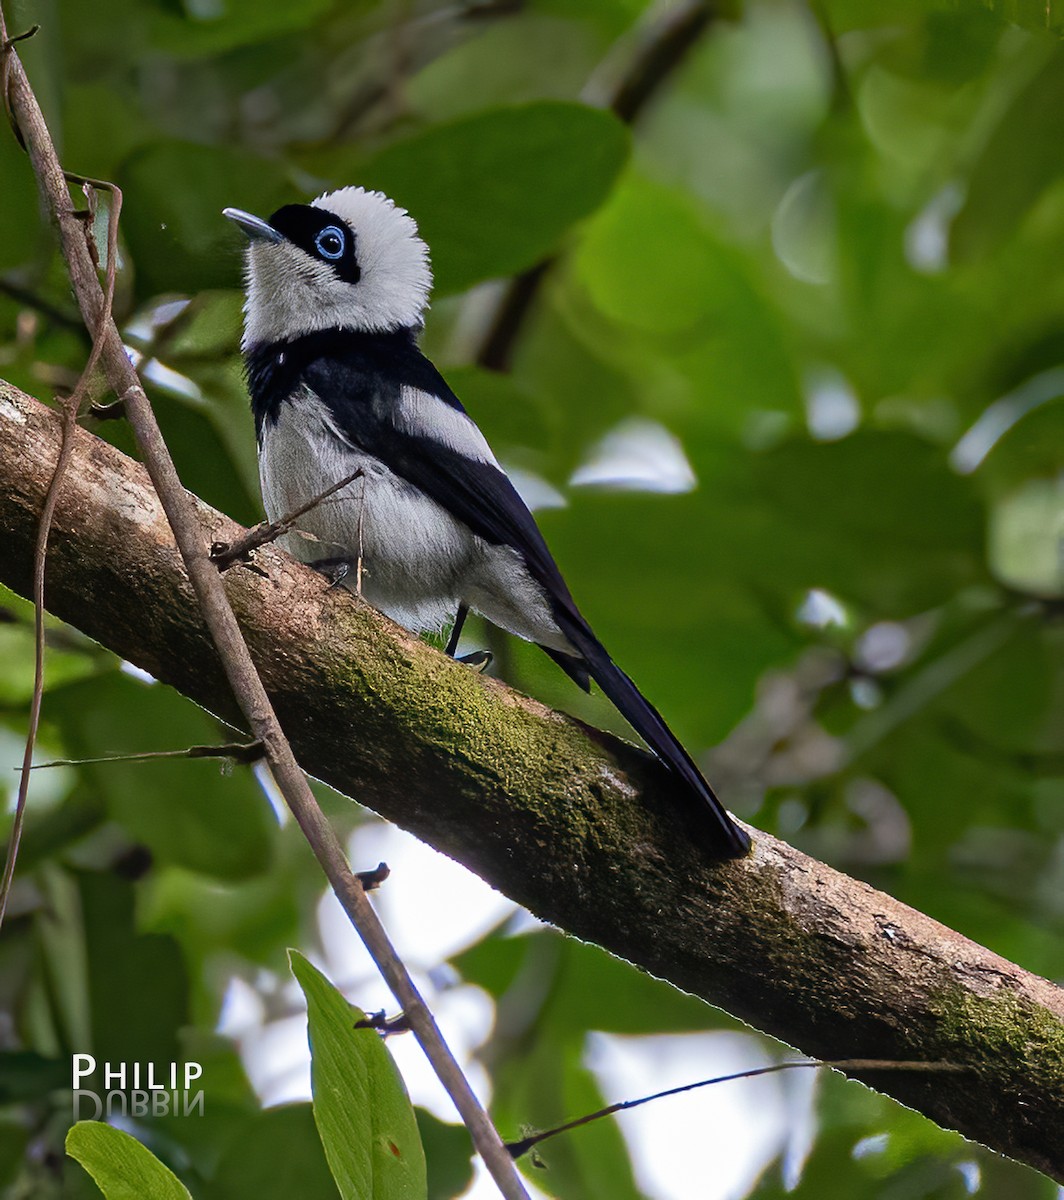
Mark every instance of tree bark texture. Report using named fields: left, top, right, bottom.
left=2, top=380, right=1062, bottom=1181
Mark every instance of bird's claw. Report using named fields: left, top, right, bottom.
left=456, top=650, right=492, bottom=673
left=308, top=557, right=351, bottom=589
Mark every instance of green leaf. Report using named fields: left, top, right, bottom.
left=47, top=671, right=275, bottom=880
left=0, top=590, right=101, bottom=705
left=146, top=0, right=337, bottom=58
left=574, top=173, right=803, bottom=420
left=415, top=1110, right=474, bottom=1200
left=0, top=128, right=46, bottom=271
left=347, top=102, right=629, bottom=294
left=289, top=951, right=427, bottom=1200
left=65, top=1122, right=192, bottom=1200
left=535, top=486, right=799, bottom=742
left=78, top=870, right=190, bottom=1072
left=0, top=1050, right=69, bottom=1104
left=952, top=43, right=1064, bottom=262
left=0, top=622, right=99, bottom=704
left=578, top=173, right=731, bottom=335
left=202, top=1104, right=340, bottom=1200
left=754, top=1068, right=1055, bottom=1200
left=744, top=431, right=986, bottom=614
left=488, top=1028, right=645, bottom=1200
left=404, top=13, right=606, bottom=124
left=934, top=622, right=1061, bottom=755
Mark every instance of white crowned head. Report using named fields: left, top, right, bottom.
left=224, top=186, right=432, bottom=348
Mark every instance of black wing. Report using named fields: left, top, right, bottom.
left=303, top=349, right=751, bottom=859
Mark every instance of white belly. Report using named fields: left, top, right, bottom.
left=259, top=393, right=476, bottom=633
left=258, top=390, right=573, bottom=652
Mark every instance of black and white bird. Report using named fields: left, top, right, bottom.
left=224, top=187, right=750, bottom=859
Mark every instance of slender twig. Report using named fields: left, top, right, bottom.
left=594, top=0, right=715, bottom=123
left=355, top=475, right=366, bottom=595
left=0, top=401, right=74, bottom=928
left=475, top=0, right=717, bottom=371
left=0, top=176, right=118, bottom=932
left=1, top=22, right=36, bottom=149
left=22, top=741, right=265, bottom=770
left=0, top=14, right=529, bottom=1198
left=210, top=468, right=364, bottom=570
left=505, top=1057, right=968, bottom=1159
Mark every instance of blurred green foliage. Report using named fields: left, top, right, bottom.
left=1, top=0, right=1062, bottom=1197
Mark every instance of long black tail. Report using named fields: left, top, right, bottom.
left=545, top=635, right=751, bottom=859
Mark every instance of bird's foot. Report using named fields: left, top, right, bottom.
left=456, top=650, right=493, bottom=673
left=308, top=556, right=351, bottom=589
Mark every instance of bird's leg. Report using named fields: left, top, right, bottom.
left=445, top=604, right=469, bottom=657
left=445, top=603, right=493, bottom=672
left=308, top=557, right=352, bottom=589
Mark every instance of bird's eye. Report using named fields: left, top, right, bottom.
left=314, top=226, right=346, bottom=260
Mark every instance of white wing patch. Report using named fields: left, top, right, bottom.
left=394, top=386, right=500, bottom=465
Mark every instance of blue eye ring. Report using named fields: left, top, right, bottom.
left=315, top=225, right=346, bottom=261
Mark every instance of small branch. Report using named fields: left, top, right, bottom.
left=320, top=0, right=523, bottom=144
left=210, top=468, right=364, bottom=570
left=597, top=1, right=715, bottom=124
left=475, top=260, right=552, bottom=374
left=89, top=396, right=125, bottom=421
left=475, top=0, right=719, bottom=371
left=0, top=14, right=529, bottom=1198
left=22, top=741, right=265, bottom=771
left=505, top=1058, right=968, bottom=1159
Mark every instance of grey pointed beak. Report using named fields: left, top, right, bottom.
left=223, top=208, right=284, bottom=243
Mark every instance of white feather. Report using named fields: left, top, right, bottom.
left=394, top=386, right=499, bottom=465
left=260, top=391, right=467, bottom=632
left=241, top=186, right=432, bottom=347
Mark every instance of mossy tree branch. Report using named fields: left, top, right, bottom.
left=1, top=379, right=1062, bottom=1182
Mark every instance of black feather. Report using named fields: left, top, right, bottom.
left=540, top=647, right=592, bottom=693
left=245, top=327, right=463, bottom=440
left=552, top=620, right=751, bottom=858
